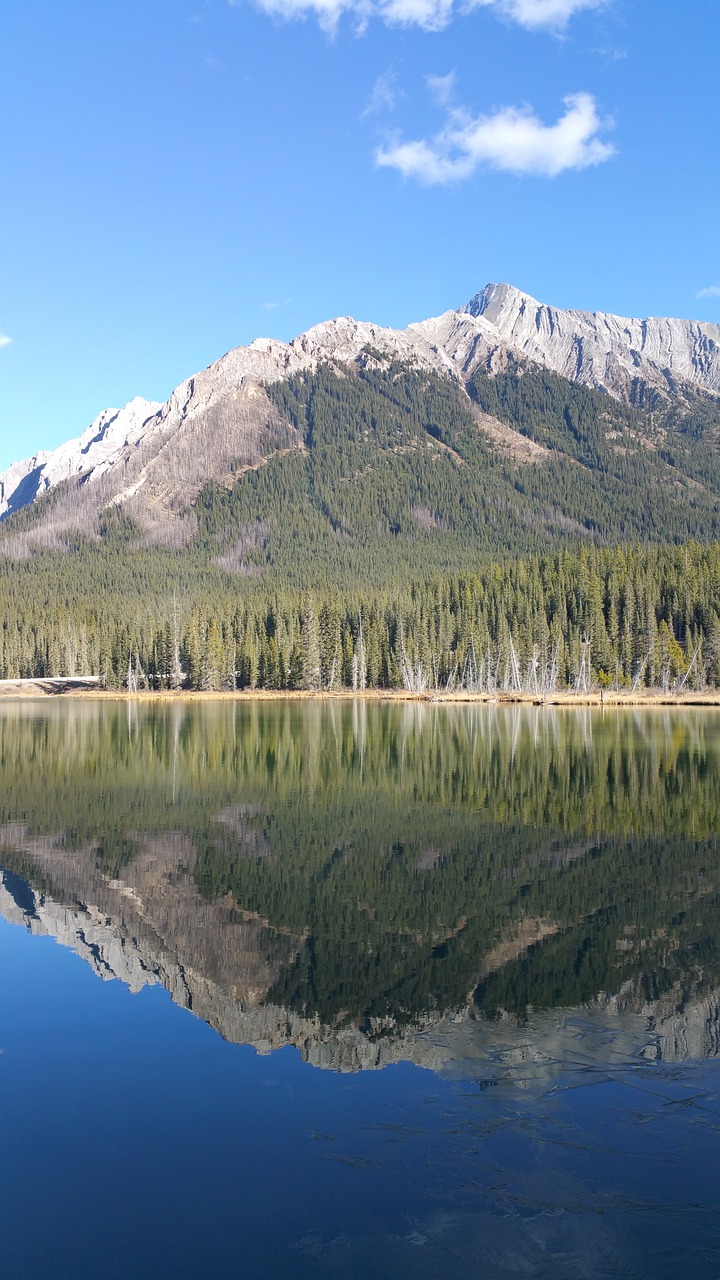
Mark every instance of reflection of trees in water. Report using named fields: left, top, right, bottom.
left=0, top=700, right=719, bottom=1031
left=1, top=696, right=715, bottom=834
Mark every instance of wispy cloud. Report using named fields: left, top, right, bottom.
left=0, top=334, right=12, bottom=349
left=262, top=298, right=292, bottom=310
left=697, top=285, right=720, bottom=300
left=239, top=0, right=452, bottom=33
left=426, top=71, right=456, bottom=107
left=362, top=69, right=400, bottom=117
left=593, top=44, right=627, bottom=60
left=471, top=0, right=609, bottom=31
left=237, top=0, right=607, bottom=34
left=376, top=91, right=614, bottom=183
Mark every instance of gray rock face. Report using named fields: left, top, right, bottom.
left=2, top=284, right=718, bottom=527
left=461, top=282, right=720, bottom=400
left=0, top=317, right=449, bottom=540
left=0, top=396, right=161, bottom=520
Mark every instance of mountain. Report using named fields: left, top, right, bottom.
left=2, top=284, right=720, bottom=690
left=0, top=314, right=449, bottom=531
left=0, top=396, right=160, bottom=519
left=2, top=283, right=719, bottom=541
left=461, top=283, right=720, bottom=401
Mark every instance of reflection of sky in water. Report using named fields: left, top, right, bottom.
left=2, top=915, right=719, bottom=1279
left=0, top=700, right=720, bottom=1277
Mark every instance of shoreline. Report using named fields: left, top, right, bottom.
left=1, top=682, right=720, bottom=708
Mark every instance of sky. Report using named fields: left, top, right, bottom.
left=1, top=0, right=719, bottom=470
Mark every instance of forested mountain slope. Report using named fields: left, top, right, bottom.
left=3, top=355, right=720, bottom=567
left=2, top=282, right=719, bottom=537
left=1, top=287, right=720, bottom=689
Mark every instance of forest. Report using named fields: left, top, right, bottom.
left=0, top=539, right=717, bottom=692
left=1, top=360, right=720, bottom=691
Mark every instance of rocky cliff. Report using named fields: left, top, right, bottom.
left=462, top=282, right=720, bottom=401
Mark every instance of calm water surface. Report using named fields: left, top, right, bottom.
left=0, top=699, right=719, bottom=1278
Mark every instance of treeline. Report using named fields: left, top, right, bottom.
left=2, top=540, right=720, bottom=690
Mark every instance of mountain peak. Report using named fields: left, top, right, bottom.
left=3, top=284, right=720, bottom=531
left=461, top=283, right=535, bottom=323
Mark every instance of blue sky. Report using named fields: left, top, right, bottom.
left=1, top=0, right=719, bottom=470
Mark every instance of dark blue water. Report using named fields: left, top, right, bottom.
left=1, top=699, right=719, bottom=1278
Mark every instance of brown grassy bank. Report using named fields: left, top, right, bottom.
left=2, top=682, right=720, bottom=708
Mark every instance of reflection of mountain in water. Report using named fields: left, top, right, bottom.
left=2, top=852, right=719, bottom=1075
left=0, top=848, right=453, bottom=1073
left=1, top=699, right=720, bottom=1074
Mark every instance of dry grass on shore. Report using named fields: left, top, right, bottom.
left=1, top=681, right=719, bottom=708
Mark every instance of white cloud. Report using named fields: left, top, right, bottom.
left=593, top=44, right=627, bottom=60
left=250, top=0, right=346, bottom=32
left=238, top=0, right=606, bottom=33
left=471, top=0, right=608, bottom=31
left=0, top=335, right=11, bottom=349
left=262, top=298, right=292, bottom=310
left=697, top=285, right=720, bottom=300
left=362, top=69, right=400, bottom=117
left=376, top=91, right=614, bottom=183
left=380, top=0, right=455, bottom=28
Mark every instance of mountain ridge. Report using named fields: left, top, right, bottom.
left=462, top=282, right=720, bottom=401
left=2, top=283, right=719, bottom=528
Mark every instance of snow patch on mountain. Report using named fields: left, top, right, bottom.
left=0, top=396, right=161, bottom=519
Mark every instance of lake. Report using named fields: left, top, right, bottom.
left=0, top=698, right=719, bottom=1278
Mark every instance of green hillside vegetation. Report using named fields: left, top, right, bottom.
left=1, top=361, right=720, bottom=688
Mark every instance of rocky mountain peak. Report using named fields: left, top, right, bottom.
left=461, top=282, right=532, bottom=325
left=461, top=281, right=720, bottom=401
left=0, top=395, right=162, bottom=521
left=2, top=284, right=720, bottom=533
